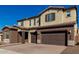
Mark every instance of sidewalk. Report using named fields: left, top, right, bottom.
left=0, top=43, right=22, bottom=48
left=0, top=49, right=19, bottom=54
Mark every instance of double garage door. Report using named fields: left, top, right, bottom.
left=31, top=31, right=67, bottom=46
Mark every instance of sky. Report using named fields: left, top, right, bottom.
left=0, top=5, right=79, bottom=31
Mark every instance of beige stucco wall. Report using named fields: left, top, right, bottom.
left=35, top=17, right=39, bottom=27
left=18, top=22, right=22, bottom=26
left=24, top=20, right=29, bottom=27
left=29, top=17, right=39, bottom=28
left=40, top=8, right=76, bottom=26
left=73, top=23, right=78, bottom=44
left=18, top=8, right=77, bottom=28
left=74, top=23, right=77, bottom=37
left=63, top=9, right=76, bottom=24
left=30, top=19, right=34, bottom=27
left=40, top=9, right=64, bottom=26
left=18, top=20, right=29, bottom=28
left=0, top=34, right=2, bottom=42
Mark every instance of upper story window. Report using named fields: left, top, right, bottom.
left=29, top=20, right=31, bottom=26
left=20, top=21, right=24, bottom=26
left=34, top=18, right=40, bottom=26
left=45, top=13, right=55, bottom=22
left=34, top=18, right=36, bottom=26
left=66, top=10, right=71, bottom=17
left=36, top=18, right=40, bottom=23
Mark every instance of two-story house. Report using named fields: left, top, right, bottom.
left=2, top=6, right=78, bottom=46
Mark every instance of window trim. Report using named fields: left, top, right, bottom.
left=66, top=10, right=71, bottom=17
left=34, top=18, right=36, bottom=26
left=45, top=13, right=55, bottom=22
left=29, top=20, right=31, bottom=26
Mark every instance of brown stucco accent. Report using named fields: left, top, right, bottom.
left=9, top=30, right=19, bottom=43
left=15, top=21, right=75, bottom=30
left=17, top=32, right=22, bottom=43
left=13, top=26, right=27, bottom=30
left=28, top=21, right=75, bottom=30
left=17, top=31, right=28, bottom=44
left=2, top=26, right=18, bottom=31
left=64, top=6, right=77, bottom=11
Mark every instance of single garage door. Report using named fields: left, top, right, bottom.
left=31, top=33, right=37, bottom=43
left=41, top=31, right=67, bottom=46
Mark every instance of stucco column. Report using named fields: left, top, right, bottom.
left=28, top=32, right=31, bottom=43
left=68, top=24, right=77, bottom=46
left=74, top=24, right=77, bottom=44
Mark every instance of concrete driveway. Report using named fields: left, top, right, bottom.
left=0, top=43, right=66, bottom=54
left=61, top=45, right=79, bottom=54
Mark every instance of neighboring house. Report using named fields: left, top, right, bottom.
left=2, top=6, right=78, bottom=46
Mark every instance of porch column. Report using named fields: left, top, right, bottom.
left=22, top=31, right=25, bottom=44
left=28, top=32, right=31, bottom=43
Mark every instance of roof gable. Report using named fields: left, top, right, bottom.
left=17, top=6, right=77, bottom=22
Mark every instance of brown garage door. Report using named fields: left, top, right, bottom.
left=41, top=31, right=67, bottom=46
left=31, top=33, right=37, bottom=43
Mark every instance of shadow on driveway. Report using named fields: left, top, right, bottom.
left=61, top=45, right=79, bottom=54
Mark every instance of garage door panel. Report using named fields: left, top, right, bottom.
left=31, top=33, right=37, bottom=43
left=42, top=32, right=66, bottom=46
